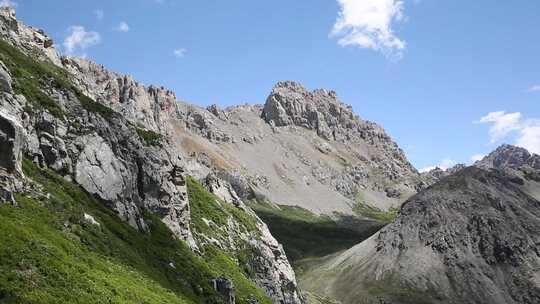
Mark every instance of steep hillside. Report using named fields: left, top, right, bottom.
left=0, top=7, right=303, bottom=303
left=300, top=162, right=540, bottom=304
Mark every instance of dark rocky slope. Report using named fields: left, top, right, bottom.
left=301, top=162, right=540, bottom=304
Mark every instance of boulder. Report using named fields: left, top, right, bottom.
left=0, top=110, right=24, bottom=175
left=211, top=277, right=235, bottom=304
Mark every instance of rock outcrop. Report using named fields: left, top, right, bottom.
left=475, top=144, right=540, bottom=171
left=0, top=110, right=25, bottom=203
left=422, top=164, right=466, bottom=181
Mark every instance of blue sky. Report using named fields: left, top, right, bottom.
left=11, top=0, right=540, bottom=171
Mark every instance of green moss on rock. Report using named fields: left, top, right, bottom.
left=136, top=127, right=163, bottom=147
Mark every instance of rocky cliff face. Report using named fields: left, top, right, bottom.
left=301, top=152, right=540, bottom=304
left=0, top=7, right=304, bottom=303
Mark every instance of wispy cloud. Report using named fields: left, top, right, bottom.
left=527, top=85, right=540, bottom=92
left=419, top=159, right=456, bottom=173
left=477, top=111, right=540, bottom=154
left=331, top=0, right=406, bottom=59
left=0, top=0, right=17, bottom=8
left=114, top=22, right=130, bottom=32
left=63, top=26, right=101, bottom=55
left=94, top=9, right=104, bottom=21
left=476, top=111, right=522, bottom=143
left=173, top=48, right=187, bottom=58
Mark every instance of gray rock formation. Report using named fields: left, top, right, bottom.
left=0, top=110, right=25, bottom=203
left=211, top=277, right=236, bottom=304
left=302, top=164, right=540, bottom=304
left=475, top=144, right=540, bottom=171
left=422, top=164, right=466, bottom=181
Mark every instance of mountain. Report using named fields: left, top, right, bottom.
left=300, top=146, right=540, bottom=304
left=0, top=7, right=302, bottom=303
left=0, top=6, right=429, bottom=303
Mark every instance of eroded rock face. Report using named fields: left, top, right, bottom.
left=0, top=110, right=25, bottom=203
left=211, top=277, right=235, bottom=304
left=62, top=57, right=179, bottom=133
left=0, top=110, right=24, bottom=175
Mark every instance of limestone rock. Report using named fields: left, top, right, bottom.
left=211, top=277, right=235, bottom=304
left=0, top=110, right=25, bottom=203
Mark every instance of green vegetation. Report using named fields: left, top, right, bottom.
left=136, top=127, right=163, bottom=147
left=186, top=176, right=271, bottom=304
left=0, top=159, right=229, bottom=303
left=187, top=176, right=258, bottom=235
left=248, top=200, right=382, bottom=264
left=0, top=39, right=67, bottom=119
left=78, top=92, right=115, bottom=120
left=0, top=39, right=116, bottom=121
left=363, top=278, right=438, bottom=304
left=352, top=201, right=398, bottom=222
left=353, top=192, right=399, bottom=222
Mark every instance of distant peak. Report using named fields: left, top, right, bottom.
left=475, top=144, right=539, bottom=170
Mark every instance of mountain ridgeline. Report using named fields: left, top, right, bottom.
left=0, top=6, right=539, bottom=304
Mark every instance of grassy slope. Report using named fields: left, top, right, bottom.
left=352, top=191, right=399, bottom=222
left=0, top=160, right=230, bottom=304
left=186, top=177, right=272, bottom=304
left=248, top=201, right=382, bottom=265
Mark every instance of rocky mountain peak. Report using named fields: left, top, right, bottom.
left=262, top=81, right=354, bottom=141
left=475, top=144, right=540, bottom=170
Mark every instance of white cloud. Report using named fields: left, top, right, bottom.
left=331, top=0, right=406, bottom=59
left=527, top=85, right=540, bottom=92
left=477, top=111, right=522, bottom=143
left=420, top=159, right=455, bottom=173
left=477, top=111, right=540, bottom=155
left=114, top=22, right=130, bottom=32
left=517, top=123, right=540, bottom=154
left=63, top=26, right=101, bottom=55
left=94, top=9, right=104, bottom=20
left=470, top=154, right=486, bottom=163
left=0, top=0, right=17, bottom=7
left=173, top=48, right=187, bottom=58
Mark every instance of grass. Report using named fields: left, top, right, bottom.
left=362, top=278, right=439, bottom=304
left=352, top=192, right=399, bottom=222
left=0, top=159, right=229, bottom=303
left=0, top=39, right=67, bottom=119
left=248, top=200, right=381, bottom=264
left=78, top=93, right=115, bottom=120
left=187, top=176, right=258, bottom=236
left=352, top=201, right=398, bottom=223
left=0, top=39, right=117, bottom=121
left=186, top=177, right=271, bottom=304
left=136, top=127, right=163, bottom=147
